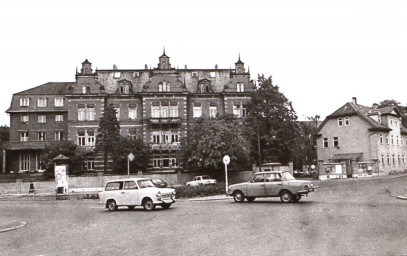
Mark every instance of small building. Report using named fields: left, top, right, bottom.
left=316, top=97, right=407, bottom=179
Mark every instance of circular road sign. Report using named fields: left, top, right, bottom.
left=223, top=155, right=230, bottom=165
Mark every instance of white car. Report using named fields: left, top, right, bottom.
left=186, top=175, right=217, bottom=187
left=99, top=178, right=176, bottom=211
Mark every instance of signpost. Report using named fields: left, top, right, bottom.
left=223, top=155, right=230, bottom=194
left=127, top=152, right=135, bottom=175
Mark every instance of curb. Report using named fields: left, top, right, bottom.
left=0, top=220, right=27, bottom=233
left=189, top=196, right=232, bottom=201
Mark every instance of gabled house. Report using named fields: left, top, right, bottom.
left=316, top=97, right=407, bottom=179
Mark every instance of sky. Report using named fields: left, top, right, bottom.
left=1, top=0, right=407, bottom=126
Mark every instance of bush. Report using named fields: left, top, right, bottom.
left=175, top=183, right=226, bottom=198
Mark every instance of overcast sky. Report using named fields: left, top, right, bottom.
left=1, top=0, right=407, bottom=126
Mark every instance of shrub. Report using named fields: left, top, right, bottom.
left=175, top=183, right=226, bottom=198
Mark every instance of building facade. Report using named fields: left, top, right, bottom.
left=316, top=97, right=407, bottom=179
left=4, top=51, right=255, bottom=174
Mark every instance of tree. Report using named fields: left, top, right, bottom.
left=180, top=115, right=251, bottom=180
left=96, top=104, right=121, bottom=172
left=246, top=75, right=300, bottom=165
left=41, top=140, right=86, bottom=177
left=110, top=137, right=150, bottom=174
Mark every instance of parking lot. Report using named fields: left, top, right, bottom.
left=1, top=175, right=407, bottom=256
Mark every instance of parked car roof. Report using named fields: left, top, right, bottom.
left=106, top=178, right=151, bottom=183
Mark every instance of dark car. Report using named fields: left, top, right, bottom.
left=152, top=178, right=168, bottom=188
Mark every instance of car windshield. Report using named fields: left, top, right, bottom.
left=202, top=175, right=212, bottom=180
left=137, top=179, right=155, bottom=188
left=282, top=172, right=295, bottom=181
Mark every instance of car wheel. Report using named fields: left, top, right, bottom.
left=292, top=194, right=302, bottom=203
left=280, top=190, right=293, bottom=203
left=246, top=197, right=256, bottom=202
left=161, top=203, right=171, bottom=209
left=107, top=200, right=118, bottom=211
left=186, top=184, right=191, bottom=187
left=143, top=198, right=156, bottom=211
left=233, top=191, right=245, bottom=203
left=128, top=206, right=135, bottom=210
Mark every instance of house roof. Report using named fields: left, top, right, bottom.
left=15, top=82, right=74, bottom=95
left=316, top=101, right=401, bottom=134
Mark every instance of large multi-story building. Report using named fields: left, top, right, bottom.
left=316, top=97, right=407, bottom=179
left=3, top=51, right=255, bottom=173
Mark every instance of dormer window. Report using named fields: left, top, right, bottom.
left=82, top=85, right=90, bottom=94
left=37, top=98, right=47, bottom=107
left=378, top=114, right=382, bottom=124
left=159, top=81, right=170, bottom=92
left=119, top=85, right=129, bottom=94
left=133, top=72, right=139, bottom=77
left=199, top=80, right=211, bottom=93
left=114, top=72, right=121, bottom=78
left=20, top=98, right=30, bottom=107
left=210, top=72, right=216, bottom=78
left=192, top=72, right=198, bottom=77
left=237, top=82, right=245, bottom=92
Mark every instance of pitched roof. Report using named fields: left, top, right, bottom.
left=15, top=82, right=74, bottom=95
left=317, top=101, right=397, bottom=134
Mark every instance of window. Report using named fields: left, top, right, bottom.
left=153, top=157, right=161, bottom=168
left=333, top=137, right=339, bottom=147
left=393, top=154, right=395, bottom=165
left=55, top=97, right=64, bottom=107
left=55, top=131, right=63, bottom=141
left=38, top=132, right=46, bottom=141
left=160, top=104, right=169, bottom=118
left=169, top=103, right=178, bottom=117
left=210, top=72, right=216, bottom=78
left=20, top=132, right=29, bottom=142
left=386, top=135, right=389, bottom=144
left=159, top=81, right=170, bottom=92
left=209, top=106, right=217, bottom=118
left=128, top=105, right=137, bottom=120
left=20, top=98, right=30, bottom=107
left=344, top=117, right=350, bottom=126
left=38, top=115, right=46, bottom=124
left=397, top=136, right=400, bottom=145
left=192, top=72, right=198, bottom=77
left=151, top=104, right=160, bottom=118
left=193, top=104, right=202, bottom=118
left=199, top=81, right=211, bottom=93
left=152, top=132, right=160, bottom=144
left=114, top=107, right=120, bottom=120
left=381, top=154, right=384, bottom=165
left=171, top=134, right=179, bottom=143
left=20, top=115, right=29, bottom=123
left=124, top=181, right=137, bottom=190
left=119, top=85, right=129, bottom=94
left=233, top=104, right=241, bottom=117
left=379, top=134, right=383, bottom=144
left=237, top=82, right=244, bottom=92
left=128, top=128, right=137, bottom=140
left=37, top=98, right=47, bottom=107
left=55, top=114, right=64, bottom=122
left=20, top=153, right=30, bottom=172
left=242, top=105, right=248, bottom=117
left=403, top=155, right=406, bottom=164
left=387, top=155, right=390, bottom=165
left=338, top=118, right=343, bottom=127
left=105, top=182, right=122, bottom=191
left=86, top=159, right=95, bottom=171
left=391, top=135, right=394, bottom=145
left=378, top=115, right=382, bottom=124
left=114, top=72, right=121, bottom=78
left=87, top=105, right=96, bottom=121
left=133, top=72, right=139, bottom=77
left=323, top=138, right=328, bottom=148
left=78, top=105, right=86, bottom=121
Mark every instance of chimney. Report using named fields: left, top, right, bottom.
left=215, top=64, right=218, bottom=69
left=352, top=97, right=357, bottom=105
left=145, top=64, right=148, bottom=70
left=372, top=103, right=379, bottom=109
left=185, top=65, right=187, bottom=69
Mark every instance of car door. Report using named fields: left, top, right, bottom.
left=246, top=173, right=266, bottom=197
left=264, top=173, right=283, bottom=196
left=122, top=181, right=139, bottom=205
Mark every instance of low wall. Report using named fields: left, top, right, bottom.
left=0, top=171, right=252, bottom=195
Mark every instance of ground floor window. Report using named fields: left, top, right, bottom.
left=152, top=155, right=178, bottom=169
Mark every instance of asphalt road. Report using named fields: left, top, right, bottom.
left=1, top=175, right=407, bottom=256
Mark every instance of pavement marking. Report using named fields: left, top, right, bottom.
left=0, top=220, right=27, bottom=233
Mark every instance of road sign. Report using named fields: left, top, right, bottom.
left=128, top=152, right=135, bottom=161
left=223, top=155, right=230, bottom=165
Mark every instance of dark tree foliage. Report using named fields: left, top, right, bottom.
left=180, top=115, right=251, bottom=180
left=110, top=137, right=150, bottom=174
left=0, top=125, right=10, bottom=142
left=292, top=116, right=320, bottom=170
left=246, top=75, right=300, bottom=165
left=41, top=141, right=86, bottom=177
left=96, top=104, right=121, bottom=172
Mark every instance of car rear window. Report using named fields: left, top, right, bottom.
left=105, top=182, right=123, bottom=191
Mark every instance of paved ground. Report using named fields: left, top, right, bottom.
left=0, top=175, right=407, bottom=256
